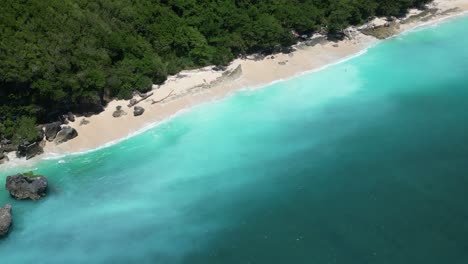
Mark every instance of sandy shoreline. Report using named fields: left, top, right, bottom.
left=34, top=0, right=468, bottom=157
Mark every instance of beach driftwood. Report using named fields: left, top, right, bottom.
left=151, top=90, right=174, bottom=104
left=128, top=92, right=154, bottom=107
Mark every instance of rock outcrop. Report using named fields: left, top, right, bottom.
left=35, top=126, right=45, bottom=142
left=0, top=204, right=12, bottom=237
left=54, top=126, right=78, bottom=144
left=128, top=98, right=138, bottom=107
left=212, top=65, right=227, bottom=71
left=112, top=106, right=127, bottom=118
left=67, top=112, right=75, bottom=122
left=16, top=141, right=44, bottom=160
left=44, top=122, right=62, bottom=141
left=1, top=143, right=17, bottom=153
left=133, top=106, right=145, bottom=116
left=0, top=151, right=9, bottom=165
left=6, top=174, right=48, bottom=200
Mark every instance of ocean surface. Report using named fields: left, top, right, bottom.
left=2, top=16, right=468, bottom=264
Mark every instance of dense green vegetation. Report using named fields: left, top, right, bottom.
left=0, top=0, right=431, bottom=142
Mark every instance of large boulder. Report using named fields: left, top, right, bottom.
left=44, top=122, right=62, bottom=141
left=133, top=106, right=145, bottom=116
left=128, top=98, right=138, bottom=107
left=59, top=115, right=69, bottom=125
left=112, top=105, right=127, bottom=118
left=0, top=204, right=12, bottom=237
left=6, top=174, right=48, bottom=200
left=1, top=144, right=17, bottom=153
left=1, top=139, right=17, bottom=153
left=35, top=126, right=45, bottom=142
left=54, top=126, right=78, bottom=144
left=16, top=141, right=44, bottom=160
left=67, top=112, right=75, bottom=122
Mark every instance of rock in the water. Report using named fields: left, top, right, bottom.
left=44, top=122, right=62, bottom=141
left=67, top=112, right=75, bottom=122
left=133, top=106, right=145, bottom=116
left=112, top=105, right=127, bottom=118
left=6, top=174, right=48, bottom=200
left=0, top=204, right=12, bottom=237
left=54, top=126, right=78, bottom=144
left=16, top=142, right=44, bottom=160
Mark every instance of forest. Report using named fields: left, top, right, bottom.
left=1, top=0, right=431, bottom=142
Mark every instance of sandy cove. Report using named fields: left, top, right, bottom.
left=43, top=0, right=468, bottom=156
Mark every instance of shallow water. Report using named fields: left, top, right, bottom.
left=1, top=16, right=468, bottom=264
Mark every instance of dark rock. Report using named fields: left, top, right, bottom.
left=6, top=174, right=48, bottom=200
left=112, top=106, right=127, bottom=118
left=212, top=65, right=227, bottom=71
left=133, top=106, right=145, bottom=116
left=16, top=142, right=43, bottom=160
left=360, top=22, right=400, bottom=39
left=0, top=204, right=12, bottom=237
left=327, top=32, right=346, bottom=41
left=44, top=122, right=62, bottom=141
left=128, top=98, right=138, bottom=107
left=35, top=126, right=45, bottom=142
left=67, top=112, right=75, bottom=122
left=70, top=100, right=104, bottom=116
left=280, top=46, right=296, bottom=54
left=133, top=91, right=147, bottom=98
left=1, top=144, right=18, bottom=153
left=0, top=151, right=9, bottom=165
left=1, top=139, right=11, bottom=145
left=79, top=119, right=90, bottom=126
left=54, top=126, right=78, bottom=144
left=59, top=115, right=69, bottom=125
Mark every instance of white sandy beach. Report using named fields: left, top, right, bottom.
left=42, top=0, right=468, bottom=156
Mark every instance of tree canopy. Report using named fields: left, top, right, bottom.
left=0, top=0, right=431, bottom=141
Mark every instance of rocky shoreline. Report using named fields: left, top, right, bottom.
left=0, top=173, right=49, bottom=238
left=0, top=118, right=78, bottom=163
left=359, top=6, right=461, bottom=39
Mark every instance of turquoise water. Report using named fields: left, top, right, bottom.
left=2, top=16, right=468, bottom=263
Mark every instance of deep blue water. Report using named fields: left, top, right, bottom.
left=1, top=16, right=468, bottom=264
